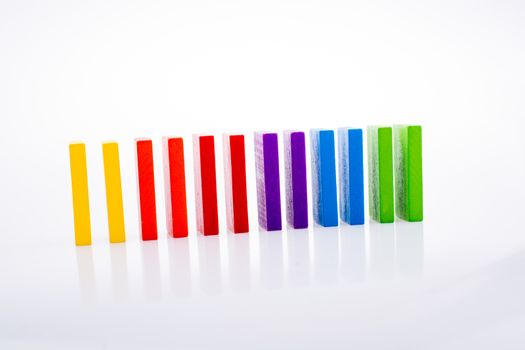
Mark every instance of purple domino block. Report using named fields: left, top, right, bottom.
left=284, top=131, right=308, bottom=229
left=254, top=132, right=282, bottom=231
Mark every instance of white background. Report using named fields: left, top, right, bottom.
left=1, top=0, right=525, bottom=349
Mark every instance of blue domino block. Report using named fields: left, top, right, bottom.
left=338, top=128, right=365, bottom=225
left=310, top=129, right=338, bottom=227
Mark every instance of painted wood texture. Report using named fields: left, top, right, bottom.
left=310, top=129, right=338, bottom=227
left=284, top=130, right=308, bottom=229
left=136, top=139, right=158, bottom=240
left=69, top=143, right=92, bottom=246
left=102, top=142, right=126, bottom=243
left=367, top=126, right=394, bottom=223
left=223, top=134, right=249, bottom=233
left=394, top=125, right=423, bottom=222
left=193, top=135, right=219, bottom=235
left=163, top=136, right=189, bottom=238
left=254, top=132, right=282, bottom=231
left=338, top=128, right=364, bottom=225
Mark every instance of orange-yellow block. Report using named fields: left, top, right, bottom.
left=103, top=142, right=126, bottom=243
left=69, top=143, right=92, bottom=246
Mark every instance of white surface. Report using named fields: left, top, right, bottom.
left=1, top=0, right=525, bottom=349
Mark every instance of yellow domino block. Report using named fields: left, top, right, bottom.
left=69, top=143, right=92, bottom=246
left=103, top=142, right=126, bottom=243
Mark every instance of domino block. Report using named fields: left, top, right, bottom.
left=338, top=128, right=365, bottom=225
left=69, top=143, right=92, bottom=246
left=394, top=125, right=423, bottom=222
left=193, top=135, right=219, bottom=235
left=102, top=142, right=126, bottom=243
left=163, top=136, right=189, bottom=238
left=254, top=132, right=282, bottom=231
left=367, top=126, right=394, bottom=223
left=223, top=134, right=249, bottom=233
left=310, top=129, right=338, bottom=227
left=283, top=130, right=308, bottom=229
left=136, top=138, right=158, bottom=240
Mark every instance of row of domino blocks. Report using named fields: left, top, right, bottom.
left=69, top=125, right=422, bottom=246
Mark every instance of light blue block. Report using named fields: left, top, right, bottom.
left=338, top=128, right=365, bottom=225
left=310, top=129, right=338, bottom=227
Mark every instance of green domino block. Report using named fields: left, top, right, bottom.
left=394, top=125, right=423, bottom=222
left=367, top=126, right=394, bottom=223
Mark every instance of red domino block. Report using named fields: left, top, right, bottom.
left=163, top=136, right=189, bottom=238
left=193, top=135, right=219, bottom=235
left=223, top=134, right=249, bottom=233
left=136, top=138, right=158, bottom=240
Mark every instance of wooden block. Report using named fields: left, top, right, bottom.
left=223, top=134, right=249, bottom=233
left=254, top=132, right=282, bottom=231
left=102, top=142, right=126, bottom=243
left=283, top=130, right=308, bottom=229
left=135, top=138, right=158, bottom=240
left=338, top=128, right=365, bottom=225
left=367, top=126, right=394, bottom=223
left=394, top=125, right=423, bottom=222
left=193, top=135, right=219, bottom=235
left=69, top=143, right=92, bottom=246
left=163, top=136, right=189, bottom=238
left=310, top=129, right=338, bottom=227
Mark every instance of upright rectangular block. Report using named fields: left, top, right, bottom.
left=394, top=125, right=423, bottom=222
left=102, top=142, right=126, bottom=243
left=223, top=134, right=249, bottom=233
left=69, top=143, right=92, bottom=246
left=136, top=139, right=158, bottom=240
left=367, top=126, right=394, bottom=223
left=163, top=136, right=189, bottom=238
left=193, top=135, right=219, bottom=235
left=310, top=129, right=338, bottom=227
left=338, top=128, right=365, bottom=225
left=283, top=130, right=308, bottom=229
left=254, top=132, right=282, bottom=231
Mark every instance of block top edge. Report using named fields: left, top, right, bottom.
left=310, top=128, right=334, bottom=132
left=393, top=124, right=422, bottom=129
left=69, top=141, right=85, bottom=146
left=162, top=135, right=184, bottom=140
left=254, top=131, right=278, bottom=136
left=337, top=127, right=362, bottom=131
left=367, top=125, right=392, bottom=130
left=222, top=132, right=245, bottom=138
left=192, top=133, right=214, bottom=138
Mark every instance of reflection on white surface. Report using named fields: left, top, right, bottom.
left=74, top=223, right=425, bottom=299
left=14, top=230, right=525, bottom=349
left=312, top=226, right=340, bottom=284
left=110, top=244, right=128, bottom=300
left=167, top=237, right=192, bottom=296
left=395, top=221, right=424, bottom=279
left=75, top=246, right=96, bottom=303
left=286, top=229, right=310, bottom=287
left=141, top=241, right=162, bottom=299
left=339, top=224, right=366, bottom=283
left=197, top=234, right=222, bottom=295
left=227, top=232, right=251, bottom=292
left=369, top=222, right=396, bottom=280
left=259, top=230, right=284, bottom=289
left=368, top=221, right=424, bottom=281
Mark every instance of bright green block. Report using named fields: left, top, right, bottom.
left=367, top=126, right=394, bottom=223
left=394, top=125, right=423, bottom=222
